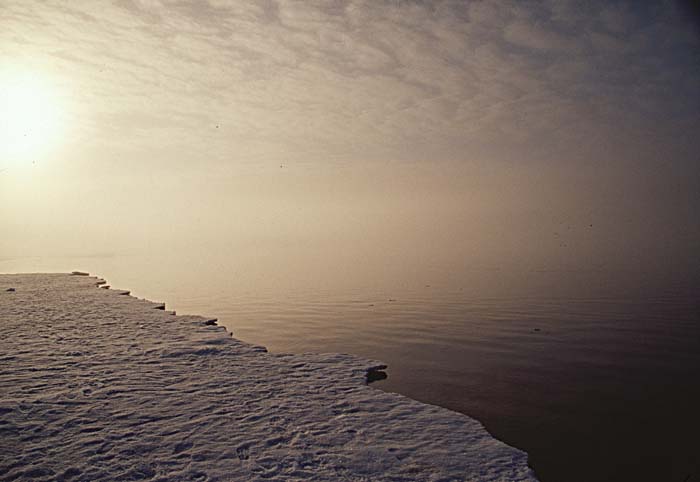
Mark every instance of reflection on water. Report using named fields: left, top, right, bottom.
left=2, top=254, right=699, bottom=481
left=204, top=289, right=700, bottom=482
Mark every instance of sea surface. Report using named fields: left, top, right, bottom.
left=2, top=254, right=699, bottom=482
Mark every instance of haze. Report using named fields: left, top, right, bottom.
left=1, top=1, right=698, bottom=294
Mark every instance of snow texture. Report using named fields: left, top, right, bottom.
left=0, top=273, right=537, bottom=481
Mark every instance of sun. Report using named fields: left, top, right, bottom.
left=0, top=70, right=65, bottom=168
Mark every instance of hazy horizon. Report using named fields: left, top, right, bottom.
left=2, top=0, right=699, bottom=291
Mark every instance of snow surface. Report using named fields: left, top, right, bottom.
left=0, top=273, right=537, bottom=481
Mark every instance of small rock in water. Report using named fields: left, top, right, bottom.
left=5, top=288, right=15, bottom=292
left=533, top=328, right=541, bottom=332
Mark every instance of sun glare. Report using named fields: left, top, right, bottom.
left=0, top=70, right=65, bottom=168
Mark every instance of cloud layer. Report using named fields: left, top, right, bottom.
left=1, top=0, right=698, bottom=166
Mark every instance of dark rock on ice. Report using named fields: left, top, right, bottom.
left=367, top=367, right=388, bottom=384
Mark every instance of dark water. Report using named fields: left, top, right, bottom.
left=2, top=256, right=699, bottom=481
left=191, top=286, right=700, bottom=482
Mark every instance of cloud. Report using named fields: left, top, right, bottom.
left=503, top=21, right=578, bottom=51
left=0, top=0, right=697, bottom=167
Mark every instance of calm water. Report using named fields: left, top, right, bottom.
left=2, top=255, right=699, bottom=481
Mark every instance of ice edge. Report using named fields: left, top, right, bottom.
left=0, top=271, right=538, bottom=481
left=84, top=272, right=390, bottom=388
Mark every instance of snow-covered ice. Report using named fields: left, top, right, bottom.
left=0, top=273, right=537, bottom=481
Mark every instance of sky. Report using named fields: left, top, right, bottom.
left=1, top=0, right=699, bottom=291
